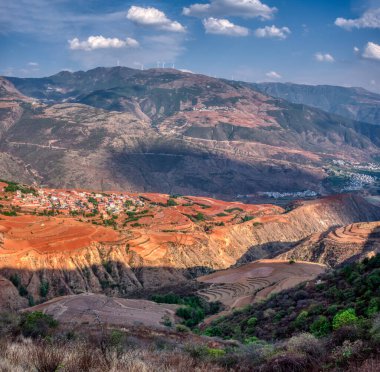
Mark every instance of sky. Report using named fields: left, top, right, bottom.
left=1, top=0, right=380, bottom=92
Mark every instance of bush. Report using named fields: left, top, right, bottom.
left=331, top=340, right=365, bottom=366
left=286, top=333, right=325, bottom=360
left=20, top=311, right=58, bottom=338
left=370, top=314, right=380, bottom=346
left=247, top=317, right=258, bottom=327
left=176, top=324, right=190, bottom=333
left=293, top=310, right=308, bottom=329
left=310, top=316, right=330, bottom=338
left=39, top=280, right=49, bottom=298
left=333, top=308, right=358, bottom=330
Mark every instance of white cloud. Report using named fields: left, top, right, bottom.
left=127, top=6, right=185, bottom=32
left=254, top=25, right=290, bottom=39
left=28, top=62, right=39, bottom=66
left=265, top=71, right=281, bottom=79
left=203, top=17, right=249, bottom=36
left=69, top=36, right=139, bottom=51
left=335, top=8, right=380, bottom=30
left=183, top=0, right=276, bottom=20
left=353, top=46, right=360, bottom=53
left=362, top=41, right=380, bottom=61
left=314, top=52, right=335, bottom=63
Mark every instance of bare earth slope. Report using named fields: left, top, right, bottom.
left=0, top=182, right=379, bottom=309
left=24, top=293, right=178, bottom=329
left=1, top=68, right=380, bottom=198
left=197, top=259, right=325, bottom=309
left=277, top=221, right=380, bottom=267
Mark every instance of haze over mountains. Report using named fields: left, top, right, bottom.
left=254, top=82, right=380, bottom=126
left=1, top=67, right=379, bottom=199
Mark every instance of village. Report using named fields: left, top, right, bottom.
left=10, top=188, right=145, bottom=219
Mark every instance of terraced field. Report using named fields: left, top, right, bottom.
left=197, top=260, right=326, bottom=309
left=278, top=221, right=380, bottom=267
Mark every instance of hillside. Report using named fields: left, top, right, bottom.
left=254, top=82, right=380, bottom=126
left=0, top=180, right=379, bottom=309
left=1, top=68, right=379, bottom=198
left=277, top=221, right=380, bottom=267
left=202, top=254, right=380, bottom=342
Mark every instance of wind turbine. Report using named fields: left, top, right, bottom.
left=162, top=62, right=166, bottom=68
left=156, top=61, right=160, bottom=68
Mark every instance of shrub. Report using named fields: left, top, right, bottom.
left=370, top=314, right=380, bottom=345
left=20, top=311, right=58, bottom=338
left=176, top=324, right=190, bottom=333
left=310, top=316, right=331, bottom=338
left=39, top=280, right=49, bottom=298
left=195, top=212, right=205, bottom=221
left=333, top=308, right=358, bottom=330
left=166, top=198, right=178, bottom=207
left=207, top=348, right=226, bottom=357
left=31, top=341, right=65, bottom=372
left=265, top=352, right=310, bottom=372
left=247, top=317, right=258, bottom=327
left=293, top=310, right=308, bottom=329
left=331, top=340, right=364, bottom=366
left=286, top=333, right=325, bottom=360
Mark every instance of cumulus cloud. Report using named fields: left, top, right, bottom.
left=69, top=36, right=139, bottom=51
left=127, top=6, right=185, bottom=32
left=362, top=41, right=380, bottom=61
left=203, top=17, right=249, bottom=36
left=314, top=52, right=335, bottom=63
left=28, top=62, right=39, bottom=66
left=265, top=71, right=281, bottom=79
left=353, top=46, right=360, bottom=53
left=183, top=0, right=276, bottom=20
left=335, top=8, right=380, bottom=30
left=254, top=25, right=290, bottom=39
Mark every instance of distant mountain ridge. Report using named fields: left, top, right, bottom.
left=253, top=82, right=380, bottom=125
left=0, top=67, right=379, bottom=197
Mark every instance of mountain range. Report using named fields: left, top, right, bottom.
left=0, top=67, right=379, bottom=199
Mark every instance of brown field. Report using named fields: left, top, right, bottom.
left=197, top=259, right=326, bottom=309
left=0, top=215, right=122, bottom=256
left=24, top=293, right=178, bottom=329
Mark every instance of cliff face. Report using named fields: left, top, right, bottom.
left=1, top=193, right=379, bottom=309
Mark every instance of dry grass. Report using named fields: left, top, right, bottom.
left=0, top=338, right=225, bottom=372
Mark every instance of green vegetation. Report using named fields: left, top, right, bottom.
left=333, top=308, right=358, bottom=330
left=202, top=254, right=380, bottom=341
left=2, top=180, right=37, bottom=195
left=151, top=293, right=221, bottom=328
left=241, top=215, right=254, bottom=223
left=39, top=280, right=50, bottom=298
left=225, top=207, right=243, bottom=213
left=195, top=212, right=205, bottom=221
left=166, top=198, right=178, bottom=207
left=20, top=311, right=58, bottom=338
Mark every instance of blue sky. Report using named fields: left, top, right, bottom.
left=1, top=0, right=380, bottom=92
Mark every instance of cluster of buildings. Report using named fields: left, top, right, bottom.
left=343, top=173, right=378, bottom=191
left=256, top=190, right=318, bottom=199
left=189, top=105, right=236, bottom=112
left=11, top=189, right=144, bottom=218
